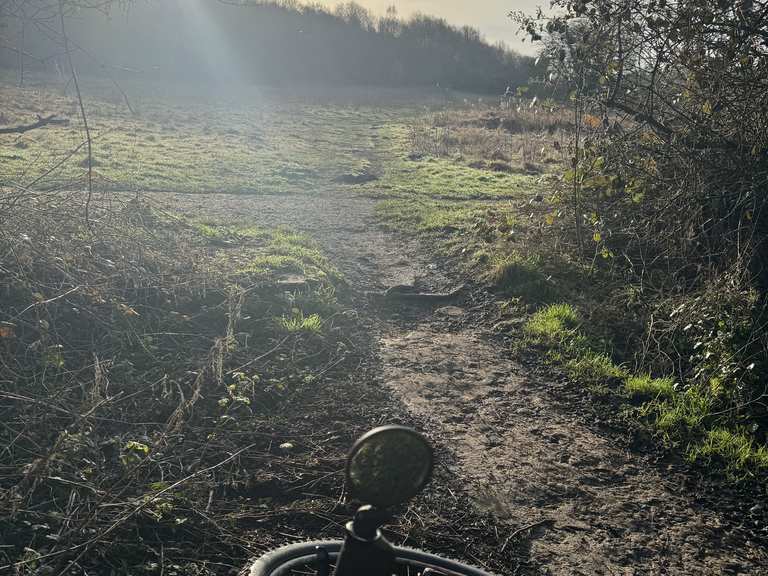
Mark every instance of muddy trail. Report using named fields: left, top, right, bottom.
left=160, top=189, right=767, bottom=575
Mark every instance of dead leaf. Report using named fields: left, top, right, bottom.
left=118, top=303, right=140, bottom=317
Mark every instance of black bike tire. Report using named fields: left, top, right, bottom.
left=248, top=540, right=496, bottom=576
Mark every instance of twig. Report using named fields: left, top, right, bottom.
left=0, top=392, right=75, bottom=417
left=226, top=334, right=291, bottom=374
left=1, top=444, right=257, bottom=574
left=8, top=285, right=81, bottom=322
left=26, top=139, right=88, bottom=189
left=58, top=0, right=94, bottom=233
left=0, top=114, right=69, bottom=134
left=500, top=519, right=552, bottom=553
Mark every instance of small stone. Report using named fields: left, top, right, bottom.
left=279, top=442, right=294, bottom=451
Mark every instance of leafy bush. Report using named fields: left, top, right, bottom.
left=515, top=0, right=768, bottom=480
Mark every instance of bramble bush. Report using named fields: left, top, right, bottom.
left=515, top=0, right=768, bottom=476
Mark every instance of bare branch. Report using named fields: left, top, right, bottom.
left=58, top=0, right=94, bottom=232
left=0, top=114, right=69, bottom=134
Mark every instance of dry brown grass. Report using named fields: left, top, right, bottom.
left=407, top=103, right=572, bottom=173
left=0, top=188, right=359, bottom=574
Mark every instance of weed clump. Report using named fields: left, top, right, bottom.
left=688, top=429, right=768, bottom=475
left=0, top=194, right=353, bottom=574
left=524, top=303, right=579, bottom=346
left=626, top=375, right=676, bottom=399
left=279, top=310, right=323, bottom=334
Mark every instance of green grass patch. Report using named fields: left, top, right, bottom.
left=687, top=428, right=768, bottom=476
left=524, top=302, right=629, bottom=391
left=523, top=303, right=579, bottom=346
left=566, top=351, right=627, bottom=386
left=628, top=371, right=768, bottom=479
left=0, top=83, right=396, bottom=194
left=375, top=155, right=536, bottom=200
left=647, top=387, right=713, bottom=436
left=278, top=310, right=324, bottom=334
left=242, top=254, right=307, bottom=276
left=626, top=375, right=676, bottom=399
left=235, top=228, right=340, bottom=283
left=370, top=143, right=537, bottom=239
left=370, top=123, right=539, bottom=258
left=376, top=199, right=482, bottom=232
left=195, top=222, right=243, bottom=241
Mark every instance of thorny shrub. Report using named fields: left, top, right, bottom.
left=515, top=0, right=768, bottom=475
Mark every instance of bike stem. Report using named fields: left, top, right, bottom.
left=332, top=505, right=394, bottom=576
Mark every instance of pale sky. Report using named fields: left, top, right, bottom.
left=309, top=1, right=544, bottom=55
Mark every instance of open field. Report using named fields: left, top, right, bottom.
left=2, top=77, right=767, bottom=575
left=0, top=76, right=405, bottom=194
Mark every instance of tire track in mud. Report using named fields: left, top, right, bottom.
left=162, top=189, right=766, bottom=575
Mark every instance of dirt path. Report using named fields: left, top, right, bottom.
left=381, top=328, right=764, bottom=575
left=160, top=189, right=767, bottom=575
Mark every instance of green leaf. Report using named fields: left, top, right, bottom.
left=124, top=441, right=150, bottom=455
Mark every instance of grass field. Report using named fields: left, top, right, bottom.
left=0, top=78, right=405, bottom=194
left=1, top=73, right=555, bottom=199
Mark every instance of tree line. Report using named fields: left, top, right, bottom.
left=0, top=0, right=532, bottom=93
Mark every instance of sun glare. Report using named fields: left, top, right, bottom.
left=180, top=0, right=243, bottom=84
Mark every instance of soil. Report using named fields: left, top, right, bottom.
left=156, top=188, right=768, bottom=575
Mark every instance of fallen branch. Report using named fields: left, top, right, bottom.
left=8, top=285, right=81, bottom=322
left=0, top=114, right=69, bottom=135
left=500, top=519, right=553, bottom=552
